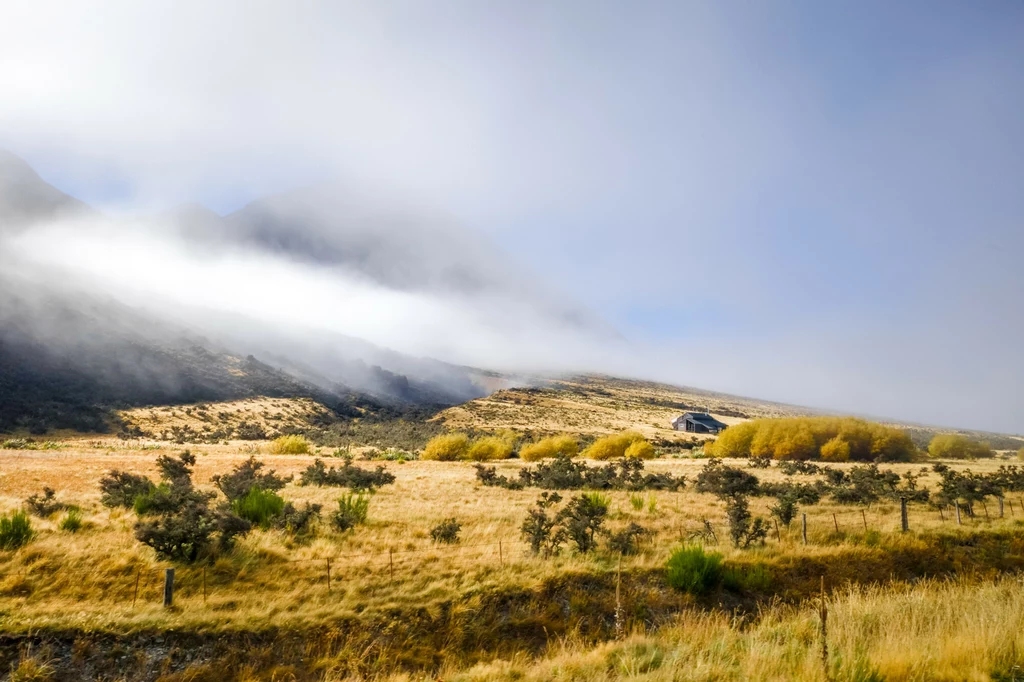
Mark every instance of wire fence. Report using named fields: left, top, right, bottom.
left=3, top=496, right=1020, bottom=609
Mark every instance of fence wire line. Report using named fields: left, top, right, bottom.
left=1, top=502, right=1007, bottom=582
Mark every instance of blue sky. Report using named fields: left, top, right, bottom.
left=1, top=1, right=1022, bottom=432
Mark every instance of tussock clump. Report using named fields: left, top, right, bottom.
left=666, top=545, right=722, bottom=595
left=299, top=458, right=395, bottom=490
left=231, top=488, right=286, bottom=529
left=332, top=493, right=369, bottom=531
left=58, top=507, right=84, bottom=533
left=0, top=511, right=34, bottom=550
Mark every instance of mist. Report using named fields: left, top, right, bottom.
left=1, top=1, right=1022, bottom=433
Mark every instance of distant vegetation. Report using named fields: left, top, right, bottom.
left=519, top=434, right=579, bottom=461
left=581, top=431, right=649, bottom=460
left=709, top=416, right=917, bottom=462
left=269, top=434, right=310, bottom=454
left=927, top=433, right=994, bottom=459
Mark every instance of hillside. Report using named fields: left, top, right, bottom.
left=436, top=375, right=1024, bottom=449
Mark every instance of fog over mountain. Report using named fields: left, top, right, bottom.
left=0, top=150, right=621, bottom=431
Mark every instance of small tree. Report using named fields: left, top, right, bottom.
left=725, top=496, right=769, bottom=548
left=557, top=493, right=609, bottom=553
left=430, top=517, right=462, bottom=544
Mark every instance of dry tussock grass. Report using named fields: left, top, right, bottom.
left=2, top=438, right=1022, bottom=636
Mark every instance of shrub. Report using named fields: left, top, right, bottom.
left=624, top=440, right=656, bottom=459
left=422, top=433, right=470, bottom=461
left=299, top=458, right=395, bottom=490
left=666, top=545, right=722, bottom=595
left=430, top=517, right=462, bottom=544
left=234, top=421, right=267, bottom=440
left=629, top=493, right=645, bottom=511
left=467, top=436, right=513, bottom=461
left=520, top=435, right=579, bottom=462
left=269, top=435, right=310, bottom=455
left=478, top=455, right=685, bottom=491
left=25, top=487, right=68, bottom=517
left=231, top=488, right=285, bottom=529
left=59, top=507, right=83, bottom=533
left=212, top=457, right=292, bottom=501
left=694, top=459, right=760, bottom=498
left=769, top=495, right=798, bottom=527
left=557, top=493, right=609, bottom=552
left=928, top=434, right=994, bottom=460
left=275, top=502, right=322, bottom=538
left=0, top=511, right=34, bottom=550
left=332, top=493, right=369, bottom=531
left=132, top=451, right=250, bottom=562
left=521, top=492, right=562, bottom=555
left=713, top=416, right=916, bottom=461
left=725, top=496, right=769, bottom=548
left=99, top=471, right=155, bottom=508
left=820, top=436, right=851, bottom=462
left=582, top=432, right=645, bottom=460
left=607, top=522, right=651, bottom=555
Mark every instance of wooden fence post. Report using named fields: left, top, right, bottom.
left=202, top=566, right=207, bottom=603
left=132, top=570, right=141, bottom=608
left=325, top=558, right=331, bottom=593
left=802, top=513, right=808, bottom=545
left=774, top=518, right=781, bottom=542
left=982, top=500, right=990, bottom=521
left=861, top=509, right=868, bottom=533
left=832, top=513, right=839, bottom=533
left=1009, top=500, right=1015, bottom=517
left=389, top=549, right=394, bottom=583
left=955, top=501, right=962, bottom=525
left=999, top=497, right=1004, bottom=519
left=163, top=568, right=174, bottom=608
left=615, top=554, right=623, bottom=639
left=499, top=540, right=503, bottom=564
left=819, top=576, right=828, bottom=674
left=939, top=506, right=945, bottom=522
left=900, top=497, right=909, bottom=532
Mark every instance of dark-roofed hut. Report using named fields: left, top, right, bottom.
left=671, top=412, right=728, bottom=434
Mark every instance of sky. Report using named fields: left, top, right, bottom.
left=1, top=1, right=1022, bottom=433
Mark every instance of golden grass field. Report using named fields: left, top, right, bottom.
left=3, top=380, right=1024, bottom=680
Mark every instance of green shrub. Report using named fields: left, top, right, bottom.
left=421, top=433, right=470, bottom=461
left=231, top=488, right=286, bottom=529
left=0, top=511, right=34, bottom=550
left=430, top=517, right=462, bottom=543
left=212, top=457, right=291, bottom=501
left=607, top=522, right=651, bottom=555
left=299, top=458, right=395, bottom=490
left=275, top=502, right=322, bottom=538
left=557, top=493, right=609, bottom=552
left=666, top=545, right=722, bottom=595
left=521, top=492, right=563, bottom=555
left=25, top=487, right=68, bottom=517
left=99, top=471, right=155, bottom=508
left=269, top=434, right=310, bottom=455
left=59, top=507, right=83, bottom=533
left=332, top=493, right=369, bottom=531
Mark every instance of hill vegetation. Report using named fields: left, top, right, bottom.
left=708, top=416, right=919, bottom=461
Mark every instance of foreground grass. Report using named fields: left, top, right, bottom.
left=426, top=577, right=1024, bottom=682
